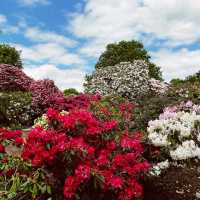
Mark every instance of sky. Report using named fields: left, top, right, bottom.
left=0, top=0, right=200, bottom=91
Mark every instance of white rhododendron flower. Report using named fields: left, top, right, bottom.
left=170, top=140, right=200, bottom=160
left=149, top=160, right=169, bottom=176
left=84, top=60, right=167, bottom=99
left=148, top=101, right=200, bottom=162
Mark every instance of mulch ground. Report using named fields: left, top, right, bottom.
left=143, top=166, right=200, bottom=200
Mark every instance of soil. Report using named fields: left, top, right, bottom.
left=143, top=166, right=200, bottom=200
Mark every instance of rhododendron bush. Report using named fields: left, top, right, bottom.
left=0, top=92, right=33, bottom=129
left=0, top=64, right=33, bottom=91
left=28, top=79, right=101, bottom=116
left=148, top=101, right=200, bottom=174
left=0, top=99, right=149, bottom=200
left=0, top=128, right=51, bottom=199
left=24, top=105, right=149, bottom=200
left=84, top=61, right=168, bottom=100
left=0, top=63, right=101, bottom=127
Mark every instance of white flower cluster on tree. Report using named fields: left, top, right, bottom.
left=149, top=78, right=169, bottom=95
left=84, top=61, right=168, bottom=98
left=84, top=61, right=151, bottom=99
left=148, top=101, right=200, bottom=162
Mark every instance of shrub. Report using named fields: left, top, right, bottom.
left=63, top=88, right=79, bottom=96
left=63, top=93, right=101, bottom=111
left=0, top=128, right=51, bottom=200
left=29, top=79, right=63, bottom=114
left=0, top=64, right=33, bottom=92
left=134, top=73, right=199, bottom=132
left=168, top=80, right=200, bottom=104
left=0, top=92, right=33, bottom=129
left=84, top=61, right=151, bottom=100
left=149, top=79, right=169, bottom=95
left=134, top=93, right=182, bottom=132
left=168, top=70, right=200, bottom=104
left=20, top=100, right=149, bottom=200
left=147, top=101, right=200, bottom=172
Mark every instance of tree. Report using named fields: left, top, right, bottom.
left=95, top=40, right=162, bottom=80
left=63, top=88, right=79, bottom=96
left=0, top=44, right=23, bottom=68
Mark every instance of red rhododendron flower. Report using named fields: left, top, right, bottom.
left=108, top=176, right=123, bottom=188
left=0, top=144, right=5, bottom=153
left=64, top=176, right=77, bottom=199
left=20, top=104, right=149, bottom=200
left=15, top=137, right=24, bottom=145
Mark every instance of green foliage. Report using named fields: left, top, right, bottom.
left=95, top=40, right=162, bottom=80
left=90, top=95, right=136, bottom=132
left=0, top=92, right=33, bottom=129
left=0, top=44, right=22, bottom=68
left=186, top=70, right=200, bottom=82
left=168, top=82, right=200, bottom=105
left=171, top=70, right=200, bottom=86
left=170, top=78, right=184, bottom=86
left=0, top=157, right=51, bottom=200
left=168, top=70, right=200, bottom=105
left=134, top=93, right=181, bottom=131
left=63, top=88, right=79, bottom=96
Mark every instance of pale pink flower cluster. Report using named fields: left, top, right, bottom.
left=148, top=101, right=200, bottom=161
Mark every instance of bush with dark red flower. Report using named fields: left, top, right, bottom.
left=0, top=64, right=33, bottom=92
left=21, top=100, right=149, bottom=200
left=29, top=79, right=101, bottom=115
left=29, top=79, right=63, bottom=111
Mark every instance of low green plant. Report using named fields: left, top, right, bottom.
left=0, top=157, right=51, bottom=200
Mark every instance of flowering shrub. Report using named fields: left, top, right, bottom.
left=0, top=128, right=51, bottom=200
left=30, top=79, right=101, bottom=116
left=148, top=101, right=200, bottom=167
left=84, top=61, right=151, bottom=99
left=29, top=79, right=63, bottom=112
left=0, top=64, right=33, bottom=91
left=168, top=71, right=200, bottom=104
left=0, top=92, right=33, bottom=129
left=22, top=101, right=149, bottom=200
left=149, top=79, right=169, bottom=95
left=52, top=94, right=101, bottom=111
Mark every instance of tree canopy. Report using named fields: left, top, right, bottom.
left=95, top=40, right=162, bottom=80
left=0, top=44, right=23, bottom=68
left=63, top=88, right=79, bottom=96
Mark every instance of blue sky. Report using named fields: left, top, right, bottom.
left=0, top=0, right=200, bottom=91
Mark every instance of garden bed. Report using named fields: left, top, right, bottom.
left=144, top=166, right=200, bottom=200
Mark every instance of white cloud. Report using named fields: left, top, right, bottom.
left=25, top=27, right=77, bottom=47
left=67, top=0, right=200, bottom=81
left=0, top=15, right=7, bottom=24
left=69, top=0, right=200, bottom=58
left=24, top=64, right=85, bottom=91
left=13, top=43, right=85, bottom=66
left=151, top=48, right=200, bottom=81
left=69, top=0, right=141, bottom=58
left=18, top=0, right=50, bottom=6
left=140, top=0, right=200, bottom=45
left=0, top=14, right=20, bottom=34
